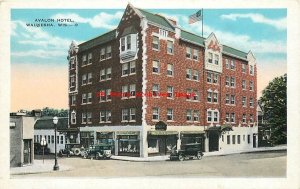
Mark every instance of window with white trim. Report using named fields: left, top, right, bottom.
left=186, top=110, right=192, bottom=121
left=88, top=53, right=92, bottom=64
left=193, top=70, right=199, bottom=81
left=106, top=68, right=112, bottom=80
left=87, top=92, right=92, bottom=104
left=194, top=110, right=200, bottom=122
left=242, top=96, right=246, bottom=107
left=167, top=41, right=173, bottom=54
left=242, top=80, right=246, bottom=90
left=207, top=91, right=212, bottom=102
left=208, top=52, right=213, bottom=63
left=122, top=109, right=129, bottom=121
left=100, top=89, right=106, bottom=102
left=159, top=29, right=168, bottom=37
left=250, top=81, right=254, bottom=91
left=250, top=114, right=254, bottom=123
left=106, top=111, right=111, bottom=122
left=126, top=36, right=131, bottom=50
left=167, top=86, right=173, bottom=99
left=225, top=94, right=230, bottom=104
left=230, top=60, right=235, bottom=70
left=231, top=95, right=235, bottom=105
left=122, top=63, right=129, bottom=76
left=152, top=108, right=159, bottom=120
left=130, top=108, right=136, bottom=121
left=130, top=84, right=136, bottom=97
left=71, top=110, right=76, bottom=124
left=186, top=69, right=192, bottom=80
left=225, top=76, right=230, bottom=86
left=214, top=54, right=219, bottom=65
left=87, top=112, right=92, bottom=123
left=213, top=74, right=218, bottom=84
left=242, top=64, right=246, bottom=73
left=82, top=93, right=87, bottom=104
left=213, top=111, right=219, bottom=122
left=100, top=48, right=105, bottom=61
left=231, top=113, right=235, bottom=123
left=100, top=111, right=106, bottom=123
left=167, top=109, right=173, bottom=121
left=82, top=112, right=87, bottom=123
left=242, top=114, right=246, bottom=123
left=230, top=77, right=235, bottom=87
left=152, top=84, right=159, bottom=97
left=106, top=89, right=111, bottom=101
left=82, top=74, right=87, bottom=85
left=167, top=64, right=174, bottom=76
left=71, top=95, right=76, bottom=105
left=226, top=113, right=230, bottom=123
left=207, top=72, right=212, bottom=83
left=87, top=73, right=92, bottom=84
left=186, top=47, right=192, bottom=59
left=82, top=55, right=87, bottom=66
left=122, top=85, right=129, bottom=98
left=130, top=61, right=136, bottom=74
left=213, top=92, right=218, bottom=103
left=153, top=60, right=160, bottom=73
left=250, top=65, right=254, bottom=75
left=250, top=97, right=254, bottom=107
left=193, top=90, right=199, bottom=101
left=152, top=36, right=159, bottom=50
left=193, top=49, right=198, bottom=60
left=106, top=46, right=112, bottom=59
left=186, top=89, right=192, bottom=100
left=121, top=37, right=125, bottom=51
left=225, top=59, right=229, bottom=69
left=100, top=69, right=106, bottom=81
left=70, top=75, right=75, bottom=88
left=70, top=58, right=75, bottom=69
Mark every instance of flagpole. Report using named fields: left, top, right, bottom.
left=202, top=8, right=204, bottom=37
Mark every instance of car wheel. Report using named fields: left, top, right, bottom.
left=178, top=154, right=184, bottom=161
left=197, top=152, right=202, bottom=160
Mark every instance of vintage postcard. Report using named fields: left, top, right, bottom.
left=0, top=0, right=299, bottom=189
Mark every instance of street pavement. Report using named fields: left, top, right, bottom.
left=11, top=150, right=286, bottom=178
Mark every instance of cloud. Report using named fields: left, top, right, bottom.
left=220, top=13, right=286, bottom=31
left=11, top=49, right=66, bottom=58
left=51, top=11, right=123, bottom=30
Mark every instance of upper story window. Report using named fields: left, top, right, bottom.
left=122, top=61, right=136, bottom=76
left=231, top=95, right=235, bottom=105
left=230, top=113, right=235, bottom=123
left=250, top=65, right=254, bottom=75
left=186, top=69, right=192, bottom=80
left=213, top=74, right=218, bottom=84
left=225, top=59, right=229, bottom=69
left=186, top=47, right=192, bottom=59
left=214, top=54, right=219, bottom=65
left=87, top=92, right=92, bottom=104
left=106, top=46, right=112, bottom=59
left=167, top=41, right=173, bottom=54
left=186, top=110, right=192, bottom=121
left=225, top=76, right=230, bottom=87
left=230, top=77, right=235, bottom=87
left=193, top=70, right=199, bottom=81
left=100, top=69, right=106, bottom=81
left=107, top=68, right=112, bottom=80
left=152, top=60, right=160, bottom=74
left=225, top=94, right=230, bottom=104
left=88, top=53, right=92, bottom=64
left=230, top=60, right=235, bottom=70
left=242, top=80, right=246, bottom=90
left=130, top=84, right=136, bottom=97
left=167, top=64, right=174, bottom=76
left=121, top=37, right=126, bottom=51
left=71, top=110, right=76, bottom=124
left=207, top=109, right=219, bottom=123
left=159, top=29, right=168, bottom=37
left=242, top=114, right=247, bottom=123
left=242, top=64, right=246, bottom=73
left=207, top=72, right=212, bottom=83
left=152, top=84, right=160, bottom=97
left=250, top=81, right=254, bottom=91
left=249, top=97, right=254, bottom=107
left=152, top=36, right=159, bottom=50
left=82, top=74, right=87, bottom=85
left=70, top=75, right=75, bottom=88
left=120, top=34, right=137, bottom=54
left=87, top=73, right=92, bottom=84
left=71, top=95, right=76, bottom=106
left=126, top=35, right=131, bottom=50
left=250, top=114, right=254, bottom=123
left=208, top=52, right=213, bottom=63
left=242, top=96, right=247, bottom=107
left=167, top=109, right=173, bottom=121
left=193, top=49, right=199, bottom=60
left=167, top=86, right=174, bottom=99
left=152, top=107, right=159, bottom=120
left=70, top=58, right=75, bottom=69
left=82, top=93, right=87, bottom=104
left=100, top=48, right=105, bottom=61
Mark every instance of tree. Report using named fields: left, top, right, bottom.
left=259, top=74, right=287, bottom=145
left=42, top=107, right=68, bottom=117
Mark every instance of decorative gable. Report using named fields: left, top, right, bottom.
left=204, top=33, right=223, bottom=73
left=247, top=51, right=256, bottom=75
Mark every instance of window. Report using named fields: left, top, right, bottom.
left=100, top=111, right=106, bottom=123
left=213, top=111, right=219, bottom=122
left=159, top=29, right=168, bottom=37
left=213, top=92, right=218, bottom=103
left=130, top=108, right=136, bottom=121
left=88, top=53, right=92, bottom=64
left=242, top=64, right=246, bottom=73
left=122, top=85, right=129, bottom=98
left=250, top=98, right=254, bottom=107
left=82, top=74, right=87, bottom=85
left=48, top=135, right=51, bottom=144
left=193, top=70, right=199, bottom=81
left=167, top=64, right=174, bottom=76
left=100, top=48, right=105, bottom=61
left=167, top=86, right=173, bottom=99
left=227, top=135, right=230, bottom=144
left=186, top=47, right=192, bottom=59
left=152, top=108, right=159, bottom=120
left=231, top=113, right=235, bottom=123
left=82, top=112, right=87, bottom=123
left=226, top=113, right=230, bottom=122
left=87, top=112, right=92, bottom=123
left=106, top=68, right=112, bottom=80
left=100, top=90, right=106, bottom=102
left=243, top=114, right=246, bottom=123
left=186, top=69, right=192, bottom=79
left=230, top=77, right=235, bottom=87
left=225, top=59, right=229, bottom=69
left=87, top=93, right=92, bottom=104
left=213, top=74, right=218, bottom=84
left=122, top=63, right=129, bottom=76
left=214, top=54, right=219, bottom=65
left=153, top=60, right=160, bottom=73
left=71, top=95, right=76, bottom=106
left=225, top=94, right=230, bottom=104
left=56, top=136, right=59, bottom=144
left=126, top=35, right=131, bottom=50
left=70, top=75, right=75, bottom=87
left=193, top=90, right=199, bottom=101
left=193, top=49, right=198, bottom=60
left=106, top=111, right=111, bottom=122
left=106, top=89, right=111, bottom=101
left=167, top=41, right=173, bottom=54
left=130, top=61, right=136, bottom=74
left=186, top=89, right=192, bottom=100
left=100, top=69, right=106, bottom=81
left=242, top=97, right=246, bottom=107
left=207, top=72, right=212, bottom=83
left=82, top=55, right=87, bottom=66
left=82, top=93, right=87, bottom=104
left=232, top=135, right=236, bottom=144
left=51, top=135, right=54, bottom=143
left=248, top=135, right=251, bottom=143
left=225, top=76, right=230, bottom=86
left=87, top=73, right=92, bottom=84
left=250, top=65, right=254, bottom=75
left=194, top=110, right=200, bottom=122
left=152, top=36, right=159, bottom=50
left=231, top=95, right=235, bottom=105
left=250, top=81, right=254, bottom=91
left=207, top=91, right=212, bottom=102
left=243, top=135, right=246, bottom=141
left=186, top=110, right=192, bottom=121
left=106, top=46, right=112, bottom=59
left=152, top=84, right=160, bottom=97
left=60, top=136, right=64, bottom=144
left=122, top=109, right=129, bottom=121
left=70, top=58, right=75, bottom=69
left=121, top=37, right=125, bottom=51
left=208, top=52, right=213, bottom=63
left=242, top=80, right=246, bottom=90
left=230, top=60, right=235, bottom=70
left=207, top=111, right=212, bottom=122
left=167, top=109, right=173, bottom=121
left=130, top=84, right=136, bottom=97
left=250, top=114, right=254, bottom=123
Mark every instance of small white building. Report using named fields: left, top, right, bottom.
left=34, top=117, right=68, bottom=153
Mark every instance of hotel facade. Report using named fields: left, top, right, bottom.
left=67, top=4, right=258, bottom=157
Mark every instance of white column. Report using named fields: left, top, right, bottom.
left=205, top=135, right=209, bottom=152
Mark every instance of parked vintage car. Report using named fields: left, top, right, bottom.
left=34, top=142, right=50, bottom=155
left=170, top=143, right=204, bottom=161
left=83, top=144, right=112, bottom=160
left=58, top=143, right=82, bottom=157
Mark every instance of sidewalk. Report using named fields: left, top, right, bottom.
left=10, top=159, right=73, bottom=175
left=111, top=145, right=287, bottom=162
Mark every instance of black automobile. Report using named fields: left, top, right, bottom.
left=170, top=143, right=204, bottom=161
left=58, top=143, right=82, bottom=157
left=34, top=142, right=50, bottom=155
left=84, top=144, right=112, bottom=160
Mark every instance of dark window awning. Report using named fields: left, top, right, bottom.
left=180, top=131, right=205, bottom=135
left=148, top=131, right=178, bottom=136
left=57, top=127, right=79, bottom=133
left=116, top=131, right=140, bottom=135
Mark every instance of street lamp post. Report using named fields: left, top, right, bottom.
left=53, top=116, right=59, bottom=171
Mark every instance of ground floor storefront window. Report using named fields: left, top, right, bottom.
left=148, top=133, right=177, bottom=156
left=97, top=132, right=115, bottom=154
left=118, top=134, right=140, bottom=157
left=80, top=131, right=94, bottom=148
left=181, top=133, right=205, bottom=151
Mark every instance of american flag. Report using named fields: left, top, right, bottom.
left=189, top=10, right=202, bottom=24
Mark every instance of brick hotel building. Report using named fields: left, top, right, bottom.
left=67, top=4, right=258, bottom=157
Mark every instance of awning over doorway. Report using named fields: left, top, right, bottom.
left=148, top=131, right=178, bottom=136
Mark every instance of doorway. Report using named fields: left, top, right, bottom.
left=23, top=139, right=32, bottom=165
left=253, top=135, right=257, bottom=148
left=209, top=132, right=219, bottom=152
